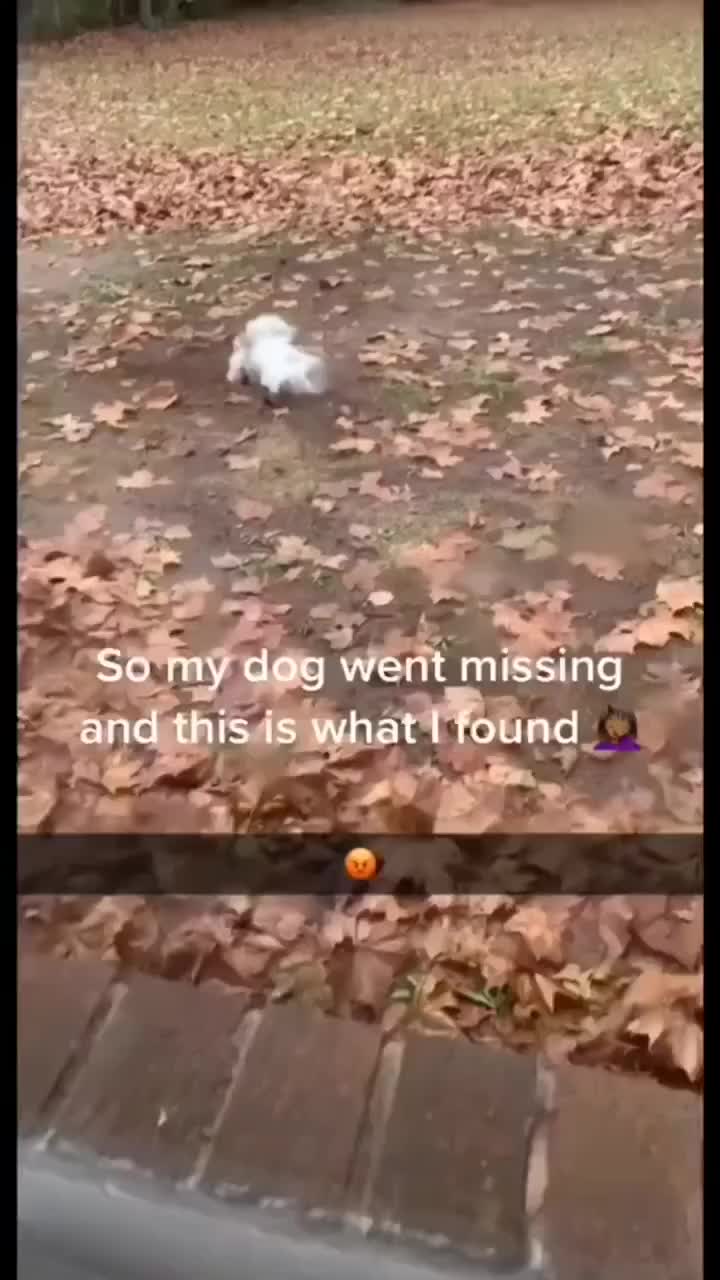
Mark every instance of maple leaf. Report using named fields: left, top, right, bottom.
left=572, top=393, right=613, bottom=420
left=499, top=525, right=557, bottom=560
left=506, top=905, right=564, bottom=962
left=633, top=471, right=690, bottom=504
left=46, top=412, right=95, bottom=444
left=146, top=391, right=180, bottom=412
left=508, top=397, right=550, bottom=426
left=434, top=777, right=505, bottom=835
left=623, top=968, right=702, bottom=1012
left=211, top=552, right=245, bottom=571
left=628, top=399, right=654, bottom=422
left=570, top=551, right=624, bottom=581
left=93, top=400, right=135, bottom=428
left=227, top=456, right=260, bottom=472
left=655, top=577, right=703, bottom=614
left=633, top=611, right=693, bottom=648
left=330, top=437, right=377, bottom=454
left=18, top=784, right=57, bottom=833
left=117, top=469, right=171, bottom=490
left=673, top=441, right=703, bottom=470
left=234, top=498, right=272, bottom=521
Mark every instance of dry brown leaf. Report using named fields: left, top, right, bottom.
left=18, top=785, right=57, bottom=833
left=674, top=440, right=703, bottom=470
left=498, top=525, right=556, bottom=556
left=235, top=498, right=272, bottom=521
left=47, top=413, right=95, bottom=444
left=93, top=400, right=135, bottom=428
left=667, top=1015, right=703, bottom=1081
left=330, top=437, right=377, bottom=455
left=633, top=471, right=690, bottom=504
left=570, top=551, right=624, bottom=581
left=117, top=468, right=170, bottom=490
left=508, top=397, right=551, bottom=427
left=146, top=392, right=179, bottom=411
left=656, top=577, right=703, bottom=614
left=227, top=456, right=260, bottom=471
left=211, top=552, right=245, bottom=570
left=623, top=969, right=702, bottom=1011
left=434, top=778, right=505, bottom=835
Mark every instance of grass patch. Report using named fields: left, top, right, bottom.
left=380, top=381, right=439, bottom=416
left=465, top=368, right=521, bottom=404
left=372, top=501, right=481, bottom=552
left=83, top=276, right=131, bottom=303
left=570, top=337, right=619, bottom=364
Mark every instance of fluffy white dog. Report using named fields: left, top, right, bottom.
left=226, top=314, right=328, bottom=403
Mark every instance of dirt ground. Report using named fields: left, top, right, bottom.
left=20, top=218, right=703, bottom=834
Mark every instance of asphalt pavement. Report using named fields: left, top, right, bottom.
left=19, top=1145, right=542, bottom=1280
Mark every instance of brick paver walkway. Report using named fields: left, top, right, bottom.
left=18, top=953, right=702, bottom=1278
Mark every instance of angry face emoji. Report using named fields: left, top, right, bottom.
left=344, top=847, right=379, bottom=881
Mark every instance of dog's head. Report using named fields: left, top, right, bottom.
left=244, top=313, right=297, bottom=344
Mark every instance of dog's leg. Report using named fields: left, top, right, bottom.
left=262, top=375, right=282, bottom=409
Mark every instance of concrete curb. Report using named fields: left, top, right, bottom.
left=18, top=954, right=702, bottom=1279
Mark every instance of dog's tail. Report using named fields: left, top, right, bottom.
left=288, top=352, right=329, bottom=396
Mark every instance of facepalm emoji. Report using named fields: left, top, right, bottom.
left=344, top=847, right=379, bottom=882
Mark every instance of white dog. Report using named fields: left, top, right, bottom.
left=226, top=314, right=328, bottom=403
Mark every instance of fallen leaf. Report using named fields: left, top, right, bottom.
left=674, top=441, right=703, bottom=470
left=93, top=400, right=135, bottom=428
left=227, top=455, right=260, bottom=471
left=509, top=397, right=551, bottom=427
left=146, top=391, right=179, bottom=411
left=50, top=413, right=95, bottom=444
left=330, top=437, right=377, bottom=454
left=499, top=525, right=557, bottom=559
left=117, top=469, right=170, bottom=490
left=235, top=498, right=272, bottom=521
left=570, top=552, right=624, bottom=581
left=211, top=552, right=245, bottom=570
left=656, top=577, right=703, bottom=614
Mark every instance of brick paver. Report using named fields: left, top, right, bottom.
left=50, top=973, right=247, bottom=1181
left=544, top=1064, right=703, bottom=1280
left=368, top=1034, right=536, bottom=1269
left=204, top=1002, right=382, bottom=1208
left=18, top=954, right=113, bottom=1135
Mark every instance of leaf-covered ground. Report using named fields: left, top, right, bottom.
left=20, top=893, right=702, bottom=1088
left=20, top=1, right=701, bottom=240
left=19, top=1, right=702, bottom=1085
